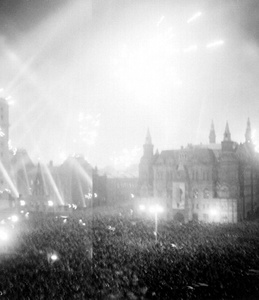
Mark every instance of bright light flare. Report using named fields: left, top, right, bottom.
left=139, top=204, right=145, bottom=211
left=51, top=254, right=58, bottom=261
left=10, top=215, right=18, bottom=223
left=48, top=200, right=54, bottom=207
left=0, top=228, right=9, bottom=241
left=209, top=208, right=219, bottom=217
left=49, top=253, right=59, bottom=262
left=157, top=15, right=165, bottom=27
left=7, top=100, right=15, bottom=106
left=149, top=204, right=164, bottom=214
left=187, top=11, right=202, bottom=23
left=206, top=40, right=224, bottom=48
left=20, top=200, right=26, bottom=206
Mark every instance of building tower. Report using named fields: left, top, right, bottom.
left=222, top=122, right=234, bottom=152
left=218, top=121, right=239, bottom=199
left=0, top=98, right=10, bottom=192
left=138, top=128, right=154, bottom=197
left=209, top=120, right=216, bottom=144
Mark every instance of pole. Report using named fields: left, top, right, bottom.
left=155, top=212, right=158, bottom=243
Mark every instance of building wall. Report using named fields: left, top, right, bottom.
left=106, top=177, right=138, bottom=205
left=139, top=133, right=259, bottom=222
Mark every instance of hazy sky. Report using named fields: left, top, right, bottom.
left=0, top=0, right=259, bottom=169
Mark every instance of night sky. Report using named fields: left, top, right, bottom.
left=0, top=0, right=259, bottom=169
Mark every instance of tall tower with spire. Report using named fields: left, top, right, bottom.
left=245, top=118, right=252, bottom=144
left=222, top=122, right=234, bottom=152
left=138, top=129, right=154, bottom=197
left=209, top=121, right=216, bottom=144
left=143, top=128, right=153, bottom=158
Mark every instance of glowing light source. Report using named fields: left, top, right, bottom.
left=0, top=228, right=8, bottom=241
left=20, top=200, right=26, bottom=206
left=149, top=204, right=164, bottom=214
left=209, top=208, right=219, bottom=217
left=50, top=253, right=58, bottom=262
left=48, top=200, right=54, bottom=207
left=139, top=204, right=145, bottom=211
left=187, top=11, right=202, bottom=23
left=10, top=215, right=18, bottom=223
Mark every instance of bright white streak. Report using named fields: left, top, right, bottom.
left=187, top=11, right=202, bottom=23
left=206, top=40, right=225, bottom=48
left=157, top=16, right=165, bottom=27
left=0, top=161, right=19, bottom=197
left=41, top=164, right=64, bottom=205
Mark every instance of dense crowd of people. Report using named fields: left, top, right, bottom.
left=0, top=206, right=258, bottom=299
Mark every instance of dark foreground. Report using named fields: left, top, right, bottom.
left=0, top=209, right=259, bottom=299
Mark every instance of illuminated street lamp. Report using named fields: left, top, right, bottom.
left=209, top=208, right=219, bottom=222
left=20, top=200, right=26, bottom=206
left=149, top=204, right=163, bottom=243
left=139, top=204, right=164, bottom=243
left=48, top=200, right=54, bottom=207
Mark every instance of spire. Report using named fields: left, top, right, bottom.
left=143, top=128, right=153, bottom=158
left=245, top=118, right=252, bottom=143
left=209, top=120, right=216, bottom=144
left=145, top=128, right=152, bottom=145
left=223, top=122, right=231, bottom=142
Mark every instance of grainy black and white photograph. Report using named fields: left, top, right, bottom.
left=0, top=0, right=259, bottom=299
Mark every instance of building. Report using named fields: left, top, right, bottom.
left=138, top=120, right=259, bottom=223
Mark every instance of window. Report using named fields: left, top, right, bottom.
left=193, top=189, right=199, bottom=199
left=203, top=188, right=210, bottom=199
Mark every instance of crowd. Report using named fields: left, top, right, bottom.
left=0, top=207, right=258, bottom=299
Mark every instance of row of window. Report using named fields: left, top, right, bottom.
left=194, top=203, right=233, bottom=210
left=155, top=170, right=211, bottom=181
left=193, top=188, right=210, bottom=199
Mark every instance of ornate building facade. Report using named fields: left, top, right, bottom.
left=138, top=120, right=259, bottom=223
